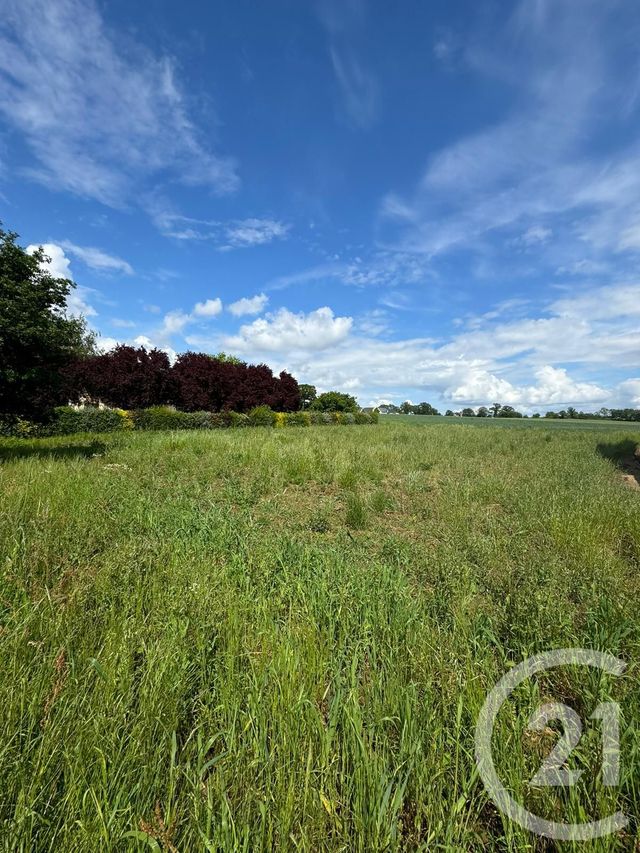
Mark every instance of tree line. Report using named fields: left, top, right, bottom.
left=387, top=402, right=640, bottom=421
left=0, top=225, right=363, bottom=421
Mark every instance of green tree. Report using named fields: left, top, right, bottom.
left=298, top=383, right=317, bottom=409
left=477, top=406, right=489, bottom=418
left=490, top=402, right=502, bottom=417
left=461, top=407, right=475, bottom=417
left=0, top=227, right=95, bottom=419
left=310, top=391, right=359, bottom=413
left=212, top=352, right=244, bottom=365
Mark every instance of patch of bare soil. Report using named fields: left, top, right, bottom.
left=621, top=445, right=640, bottom=490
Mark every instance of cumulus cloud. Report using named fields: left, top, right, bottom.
left=59, top=240, right=133, bottom=274
left=227, top=281, right=640, bottom=410
left=228, top=293, right=268, bottom=316
left=223, top=306, right=353, bottom=352
left=0, top=0, right=237, bottom=208
left=26, top=242, right=97, bottom=317
left=445, top=366, right=608, bottom=407
left=193, top=298, right=223, bottom=318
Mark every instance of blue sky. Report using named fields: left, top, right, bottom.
left=1, top=0, right=640, bottom=411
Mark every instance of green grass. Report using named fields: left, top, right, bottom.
left=382, top=413, right=640, bottom=431
left=0, top=421, right=639, bottom=850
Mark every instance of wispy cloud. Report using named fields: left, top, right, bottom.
left=318, top=0, right=378, bottom=129
left=148, top=204, right=290, bottom=249
left=381, top=0, right=640, bottom=270
left=329, top=47, right=378, bottom=129
left=0, top=0, right=238, bottom=207
left=60, top=240, right=133, bottom=274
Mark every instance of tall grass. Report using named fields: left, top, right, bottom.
left=0, top=421, right=638, bottom=850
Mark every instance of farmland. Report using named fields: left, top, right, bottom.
left=0, top=419, right=639, bottom=850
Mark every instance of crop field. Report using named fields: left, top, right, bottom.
left=1, top=419, right=639, bottom=851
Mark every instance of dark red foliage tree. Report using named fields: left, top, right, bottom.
left=273, top=370, right=301, bottom=412
left=65, top=345, right=173, bottom=409
left=171, top=352, right=241, bottom=412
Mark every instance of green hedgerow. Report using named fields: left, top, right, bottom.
left=247, top=405, right=277, bottom=427
left=43, top=406, right=126, bottom=436
left=286, top=411, right=311, bottom=427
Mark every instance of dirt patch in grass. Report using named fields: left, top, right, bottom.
left=596, top=439, right=640, bottom=490
left=620, top=445, right=640, bottom=490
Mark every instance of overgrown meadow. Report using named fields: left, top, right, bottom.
left=0, top=419, right=639, bottom=851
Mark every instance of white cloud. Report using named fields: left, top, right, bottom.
left=228, top=293, right=268, bottom=316
left=445, top=366, right=608, bottom=407
left=329, top=46, right=378, bottom=129
left=193, top=298, right=223, bottom=318
left=149, top=208, right=290, bottom=248
left=220, top=219, right=290, bottom=250
left=59, top=240, right=133, bottom=274
left=223, top=306, right=353, bottom=352
left=218, top=281, right=640, bottom=409
left=26, top=242, right=97, bottom=317
left=380, top=0, right=640, bottom=265
left=318, top=0, right=377, bottom=129
left=518, top=225, right=552, bottom=246
left=0, top=0, right=237, bottom=207
left=617, top=379, right=640, bottom=406
left=27, top=242, right=71, bottom=279
left=161, top=310, right=191, bottom=335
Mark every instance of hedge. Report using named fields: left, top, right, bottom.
left=0, top=406, right=377, bottom=437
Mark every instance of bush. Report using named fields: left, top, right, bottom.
left=286, top=411, right=310, bottom=427
left=0, top=405, right=378, bottom=437
left=0, top=415, right=38, bottom=437
left=43, top=406, right=127, bottom=436
left=247, top=405, right=276, bottom=427
left=228, top=411, right=249, bottom=428
left=132, top=406, right=187, bottom=431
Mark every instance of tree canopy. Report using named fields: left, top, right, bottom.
left=0, top=227, right=95, bottom=419
left=310, top=391, right=359, bottom=413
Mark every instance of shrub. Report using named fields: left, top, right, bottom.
left=132, top=406, right=186, bottom=431
left=248, top=405, right=276, bottom=427
left=227, top=412, right=249, bottom=428
left=0, top=415, right=39, bottom=437
left=0, top=405, right=378, bottom=437
left=39, top=406, right=127, bottom=436
left=286, top=411, right=310, bottom=427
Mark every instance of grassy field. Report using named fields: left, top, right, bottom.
left=381, top=413, right=640, bottom=431
left=0, top=419, right=639, bottom=851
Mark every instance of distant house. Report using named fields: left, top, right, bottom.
left=378, top=405, right=394, bottom=414
left=361, top=407, right=375, bottom=415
